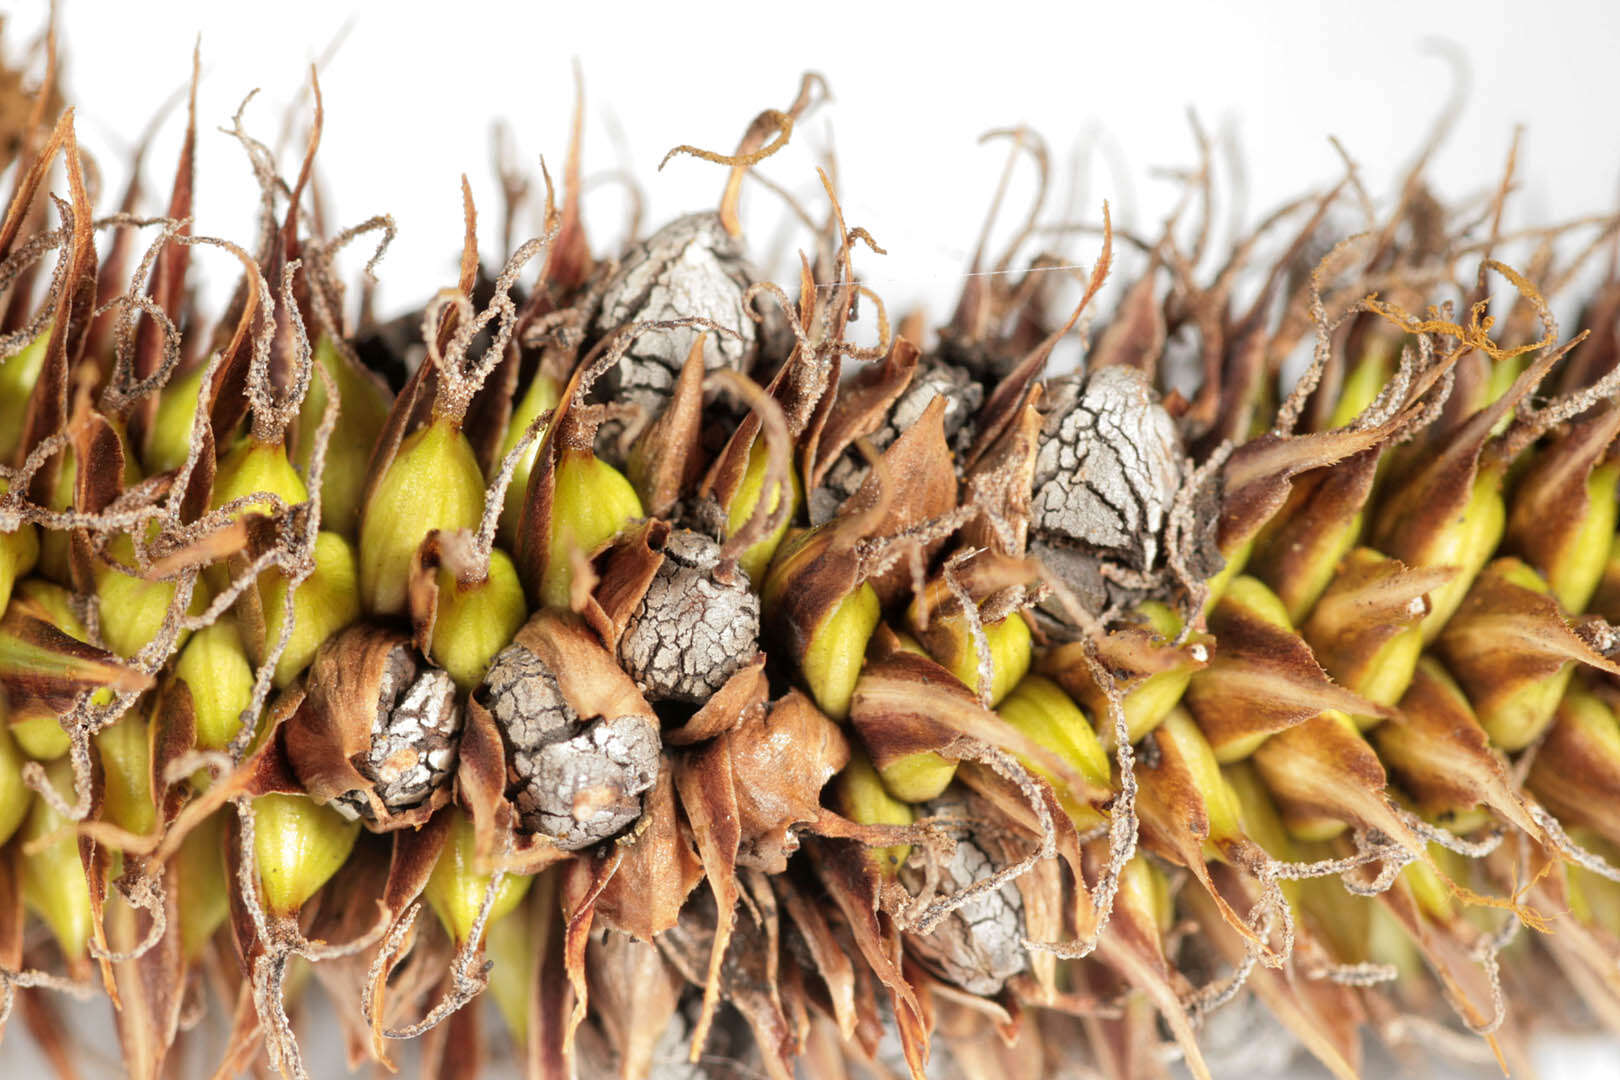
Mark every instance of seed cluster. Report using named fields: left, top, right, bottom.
left=3, top=27, right=1620, bottom=1080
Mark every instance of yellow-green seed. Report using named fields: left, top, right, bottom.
left=294, top=337, right=393, bottom=538
left=1200, top=536, right=1253, bottom=617
left=431, top=548, right=528, bottom=691
left=20, top=759, right=94, bottom=962
left=177, top=810, right=230, bottom=959
left=252, top=792, right=360, bottom=917
left=259, top=530, right=363, bottom=688
left=497, top=372, right=562, bottom=546
left=727, top=438, right=800, bottom=586
left=0, top=479, right=39, bottom=614
left=96, top=711, right=157, bottom=838
left=211, top=437, right=310, bottom=517
left=0, top=722, right=30, bottom=845
left=360, top=418, right=486, bottom=616
left=801, top=582, right=881, bottom=721
left=1549, top=462, right=1620, bottom=615
left=95, top=532, right=206, bottom=660
left=1156, top=707, right=1245, bottom=859
left=142, top=365, right=207, bottom=475
left=0, top=332, right=48, bottom=462
left=914, top=607, right=1032, bottom=708
left=877, top=753, right=959, bottom=804
left=873, top=633, right=960, bottom=801
left=484, top=889, right=535, bottom=1041
left=541, top=449, right=642, bottom=609
left=836, top=748, right=914, bottom=875
left=1326, top=341, right=1397, bottom=430
left=1124, top=602, right=1206, bottom=743
left=1412, top=467, right=1507, bottom=643
left=996, top=674, right=1110, bottom=829
left=423, top=809, right=534, bottom=945
left=174, top=618, right=256, bottom=752
left=1118, top=852, right=1175, bottom=936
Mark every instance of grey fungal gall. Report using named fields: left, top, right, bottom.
left=1032, top=365, right=1183, bottom=568
left=618, top=529, right=760, bottom=703
left=592, top=212, right=763, bottom=411
left=478, top=641, right=660, bottom=850
left=904, top=798, right=1029, bottom=995
left=1030, top=363, right=1192, bottom=622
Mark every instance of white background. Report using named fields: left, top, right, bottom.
left=4, top=0, right=1620, bottom=1076
left=6, top=0, right=1620, bottom=326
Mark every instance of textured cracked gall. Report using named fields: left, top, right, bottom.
left=618, top=529, right=760, bottom=703
left=479, top=641, right=660, bottom=850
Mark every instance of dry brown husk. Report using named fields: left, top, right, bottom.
left=1527, top=688, right=1620, bottom=848
left=849, top=649, right=1110, bottom=812
left=1438, top=558, right=1620, bottom=722
left=808, top=336, right=919, bottom=490
left=1302, top=552, right=1452, bottom=694
left=0, top=604, right=152, bottom=719
left=1505, top=402, right=1620, bottom=578
left=1376, top=657, right=1549, bottom=838
left=1133, top=724, right=1281, bottom=960
left=579, top=518, right=672, bottom=653
left=1184, top=591, right=1386, bottom=757
left=1185, top=863, right=1364, bottom=1080
left=590, top=763, right=702, bottom=939
left=626, top=336, right=707, bottom=517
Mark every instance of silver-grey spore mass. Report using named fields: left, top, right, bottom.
left=591, top=212, right=764, bottom=411
left=903, top=797, right=1030, bottom=995
left=1029, top=363, right=1189, bottom=624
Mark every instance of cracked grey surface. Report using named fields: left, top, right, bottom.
left=592, top=212, right=760, bottom=411
left=812, top=356, right=984, bottom=522
left=1029, top=365, right=1189, bottom=628
left=618, top=529, right=760, bottom=703
left=332, top=646, right=461, bottom=822
left=478, top=642, right=660, bottom=850
left=1031, top=365, right=1183, bottom=568
left=903, top=798, right=1029, bottom=996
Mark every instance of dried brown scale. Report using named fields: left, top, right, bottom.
left=635, top=994, right=760, bottom=1080
left=477, top=639, right=659, bottom=849
left=329, top=645, right=461, bottom=821
left=812, top=355, right=984, bottom=522
left=618, top=528, right=760, bottom=703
